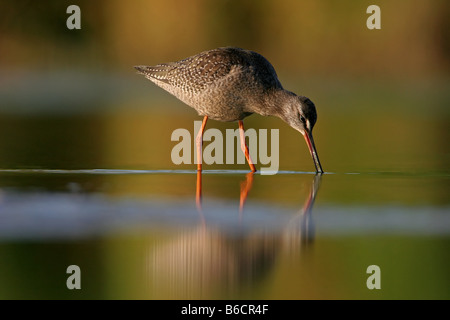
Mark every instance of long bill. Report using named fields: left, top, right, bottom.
left=302, top=130, right=324, bottom=173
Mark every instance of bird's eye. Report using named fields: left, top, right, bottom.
left=300, top=115, right=306, bottom=124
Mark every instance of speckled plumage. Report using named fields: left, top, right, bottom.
left=135, top=47, right=323, bottom=172
left=135, top=47, right=290, bottom=121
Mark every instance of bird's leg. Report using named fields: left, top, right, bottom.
left=196, top=116, right=208, bottom=171
left=238, top=120, right=257, bottom=172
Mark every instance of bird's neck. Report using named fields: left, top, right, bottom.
left=256, top=89, right=294, bottom=119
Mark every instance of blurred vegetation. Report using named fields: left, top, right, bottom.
left=0, top=0, right=448, bottom=78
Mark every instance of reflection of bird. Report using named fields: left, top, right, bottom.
left=149, top=173, right=323, bottom=299
left=135, top=47, right=323, bottom=173
left=284, top=173, right=322, bottom=247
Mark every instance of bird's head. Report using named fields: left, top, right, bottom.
left=280, top=94, right=324, bottom=173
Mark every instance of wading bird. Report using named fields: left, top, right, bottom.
left=135, top=47, right=323, bottom=173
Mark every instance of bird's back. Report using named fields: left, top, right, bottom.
left=135, top=47, right=283, bottom=121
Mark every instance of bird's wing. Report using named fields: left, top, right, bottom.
left=135, top=49, right=236, bottom=93
left=135, top=47, right=282, bottom=93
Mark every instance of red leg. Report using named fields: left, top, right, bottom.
left=238, top=120, right=256, bottom=172
left=196, top=116, right=208, bottom=171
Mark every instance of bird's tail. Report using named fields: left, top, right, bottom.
left=134, top=65, right=171, bottom=83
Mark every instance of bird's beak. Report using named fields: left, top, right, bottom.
left=302, top=130, right=324, bottom=173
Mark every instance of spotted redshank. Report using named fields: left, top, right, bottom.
left=135, top=47, right=323, bottom=173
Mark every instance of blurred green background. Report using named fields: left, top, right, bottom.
left=1, top=0, right=449, bottom=76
